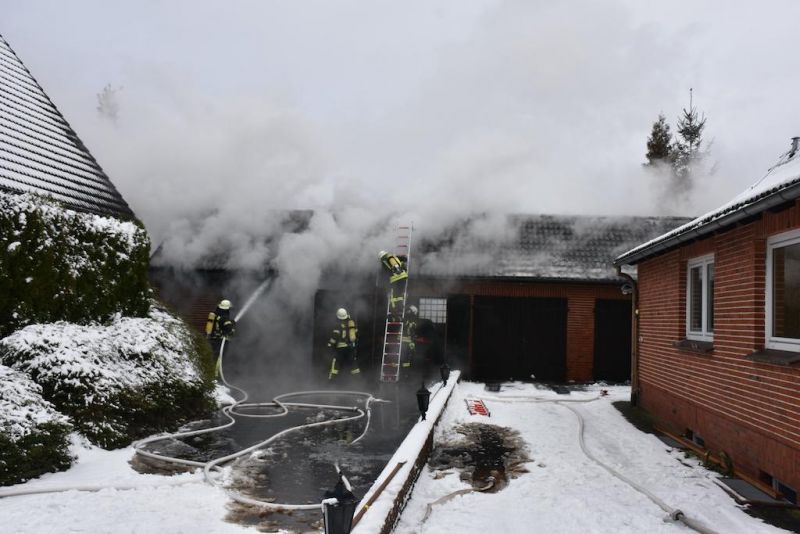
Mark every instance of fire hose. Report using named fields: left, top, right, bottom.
left=476, top=394, right=718, bottom=534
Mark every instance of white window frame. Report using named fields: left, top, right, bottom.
left=766, top=228, right=800, bottom=352
left=686, top=254, right=714, bottom=342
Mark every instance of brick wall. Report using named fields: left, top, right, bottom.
left=637, top=198, right=800, bottom=496
left=413, top=278, right=628, bottom=381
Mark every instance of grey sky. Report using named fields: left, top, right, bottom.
left=4, top=0, right=800, bottom=249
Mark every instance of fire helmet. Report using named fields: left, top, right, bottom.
left=336, top=308, right=348, bottom=320
left=409, top=305, right=418, bottom=315
left=218, top=299, right=232, bottom=310
left=379, top=250, right=388, bottom=259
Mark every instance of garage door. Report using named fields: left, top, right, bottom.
left=472, top=296, right=567, bottom=382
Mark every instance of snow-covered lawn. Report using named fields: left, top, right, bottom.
left=396, top=382, right=786, bottom=534
left=0, top=382, right=789, bottom=534
left=0, top=436, right=251, bottom=534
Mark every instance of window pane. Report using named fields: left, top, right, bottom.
left=419, top=297, right=447, bottom=324
left=773, top=243, right=800, bottom=339
left=706, top=263, right=714, bottom=332
left=689, top=266, right=702, bottom=332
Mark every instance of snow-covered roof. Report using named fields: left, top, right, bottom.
left=415, top=214, right=691, bottom=282
left=616, top=146, right=800, bottom=266
left=0, top=34, right=133, bottom=219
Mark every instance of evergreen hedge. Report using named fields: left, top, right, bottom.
left=0, top=192, right=150, bottom=338
left=0, top=365, right=72, bottom=486
left=0, top=307, right=216, bottom=449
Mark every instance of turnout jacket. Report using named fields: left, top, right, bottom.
left=328, top=318, right=358, bottom=349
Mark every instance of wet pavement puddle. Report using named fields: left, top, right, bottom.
left=428, top=423, right=530, bottom=492
left=132, top=386, right=427, bottom=532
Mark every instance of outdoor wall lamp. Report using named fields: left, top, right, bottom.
left=322, top=474, right=357, bottom=534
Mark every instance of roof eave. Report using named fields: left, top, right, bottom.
left=614, top=181, right=800, bottom=267
left=416, top=273, right=626, bottom=285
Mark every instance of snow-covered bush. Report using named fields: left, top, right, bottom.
left=0, top=364, right=72, bottom=486
left=0, top=191, right=150, bottom=337
left=0, top=305, right=215, bottom=448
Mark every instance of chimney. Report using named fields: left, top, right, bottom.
left=790, top=137, right=800, bottom=159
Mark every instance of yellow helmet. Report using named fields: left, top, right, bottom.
left=336, top=308, right=348, bottom=320
left=379, top=250, right=388, bottom=259
left=218, top=299, right=232, bottom=310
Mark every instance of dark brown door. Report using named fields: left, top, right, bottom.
left=472, top=296, right=567, bottom=382
left=593, top=299, right=632, bottom=383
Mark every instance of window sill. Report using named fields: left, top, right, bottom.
left=673, top=339, right=714, bottom=354
left=746, top=349, right=800, bottom=366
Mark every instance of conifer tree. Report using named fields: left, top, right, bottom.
left=645, top=114, right=673, bottom=165
left=673, top=89, right=707, bottom=180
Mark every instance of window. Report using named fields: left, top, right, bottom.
left=686, top=255, right=714, bottom=341
left=767, top=228, right=800, bottom=351
left=418, top=297, right=447, bottom=324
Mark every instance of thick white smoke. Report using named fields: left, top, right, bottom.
left=6, top=0, right=800, bottom=314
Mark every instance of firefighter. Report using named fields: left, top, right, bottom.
left=379, top=250, right=408, bottom=282
left=380, top=250, right=408, bottom=318
left=401, top=305, right=418, bottom=368
left=328, top=308, right=360, bottom=380
left=414, top=312, right=440, bottom=365
left=206, top=299, right=236, bottom=340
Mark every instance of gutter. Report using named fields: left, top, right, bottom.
left=615, top=180, right=800, bottom=266
left=616, top=266, right=640, bottom=406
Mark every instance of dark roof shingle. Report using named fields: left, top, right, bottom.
left=0, top=34, right=134, bottom=219
left=415, top=215, right=691, bottom=281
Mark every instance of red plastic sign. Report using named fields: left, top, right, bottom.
left=466, top=399, right=490, bottom=417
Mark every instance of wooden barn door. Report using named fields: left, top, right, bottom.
left=472, top=296, right=567, bottom=382
left=593, top=299, right=632, bottom=383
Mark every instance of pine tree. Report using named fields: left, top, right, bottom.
left=672, top=89, right=707, bottom=180
left=645, top=114, right=673, bottom=165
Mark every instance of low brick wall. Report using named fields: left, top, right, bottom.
left=352, top=371, right=460, bottom=534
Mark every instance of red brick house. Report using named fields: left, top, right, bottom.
left=152, top=214, right=688, bottom=384
left=615, top=140, right=800, bottom=504
left=315, top=215, right=689, bottom=383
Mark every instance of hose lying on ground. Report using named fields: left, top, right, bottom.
left=475, top=393, right=718, bottom=534
left=422, top=477, right=495, bottom=522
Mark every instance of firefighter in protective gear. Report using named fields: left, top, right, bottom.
left=328, top=308, right=360, bottom=379
left=206, top=299, right=236, bottom=340
left=379, top=251, right=408, bottom=283
left=380, top=250, right=408, bottom=318
left=401, top=305, right=418, bottom=368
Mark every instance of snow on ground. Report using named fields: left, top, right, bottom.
left=0, top=436, right=252, bottom=534
left=395, top=382, right=787, bottom=534
left=0, top=381, right=790, bottom=534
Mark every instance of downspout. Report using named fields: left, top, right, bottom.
left=616, top=266, right=640, bottom=406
